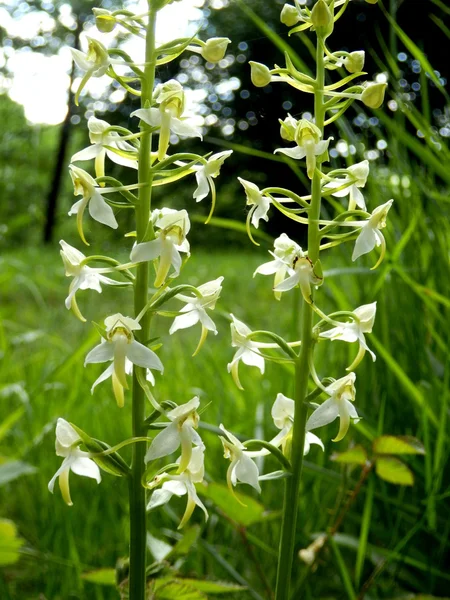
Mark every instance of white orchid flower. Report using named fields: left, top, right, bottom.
left=254, top=233, right=303, bottom=300
left=306, top=373, right=359, bottom=442
left=238, top=178, right=272, bottom=228
left=60, top=240, right=125, bottom=322
left=131, top=80, right=202, bottom=161
left=71, top=116, right=138, bottom=178
left=320, top=302, right=377, bottom=370
left=227, top=315, right=265, bottom=390
left=275, top=118, right=332, bottom=179
left=130, top=208, right=190, bottom=287
left=48, top=418, right=101, bottom=506
left=219, top=424, right=261, bottom=496
left=193, top=150, right=233, bottom=202
left=352, top=200, right=393, bottom=268
left=145, top=397, right=203, bottom=473
left=269, top=393, right=324, bottom=455
left=69, top=165, right=118, bottom=245
left=147, top=445, right=208, bottom=529
left=85, top=313, right=163, bottom=407
left=170, top=277, right=224, bottom=355
left=274, top=247, right=323, bottom=304
left=71, top=38, right=110, bottom=105
left=325, top=160, right=370, bottom=211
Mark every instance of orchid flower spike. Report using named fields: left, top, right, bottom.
left=238, top=178, right=272, bottom=229
left=145, top=397, right=203, bottom=473
left=227, top=314, right=265, bottom=390
left=269, top=393, right=324, bottom=456
left=131, top=80, right=202, bottom=161
left=130, top=208, right=191, bottom=287
left=352, top=200, right=393, bottom=268
left=147, top=445, right=208, bottom=529
left=193, top=150, right=233, bottom=203
left=71, top=116, right=138, bottom=178
left=169, top=277, right=224, bottom=355
left=254, top=233, right=303, bottom=301
left=275, top=117, right=332, bottom=179
left=60, top=240, right=125, bottom=322
left=320, top=302, right=377, bottom=370
left=306, top=373, right=359, bottom=442
left=325, top=160, right=370, bottom=211
left=274, top=247, right=323, bottom=304
left=48, top=418, right=101, bottom=506
left=68, top=165, right=118, bottom=245
left=84, top=313, right=163, bottom=407
left=219, top=424, right=261, bottom=498
left=71, top=37, right=110, bottom=105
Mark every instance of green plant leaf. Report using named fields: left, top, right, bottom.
left=0, top=460, right=37, bottom=486
left=375, top=457, right=414, bottom=486
left=331, top=445, right=368, bottom=465
left=197, top=482, right=266, bottom=527
left=154, top=577, right=245, bottom=595
left=0, top=519, right=24, bottom=566
left=153, top=579, right=206, bottom=600
left=0, top=406, right=25, bottom=443
left=166, top=525, right=200, bottom=559
left=81, top=568, right=116, bottom=585
left=373, top=436, right=425, bottom=456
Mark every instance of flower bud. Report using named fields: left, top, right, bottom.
left=154, top=79, right=185, bottom=116
left=92, top=8, right=116, bottom=33
left=249, top=61, right=271, bottom=88
left=279, top=114, right=298, bottom=141
left=344, top=51, right=365, bottom=74
left=280, top=4, right=301, bottom=27
left=311, top=0, right=334, bottom=39
left=361, top=82, right=387, bottom=109
left=201, top=37, right=231, bottom=63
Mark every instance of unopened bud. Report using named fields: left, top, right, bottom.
left=280, top=4, right=301, bottom=27
left=311, top=0, right=333, bottom=39
left=361, top=82, right=387, bottom=109
left=92, top=9, right=116, bottom=33
left=249, top=61, right=271, bottom=88
left=201, top=37, right=231, bottom=63
left=279, top=114, right=298, bottom=141
left=344, top=51, right=365, bottom=74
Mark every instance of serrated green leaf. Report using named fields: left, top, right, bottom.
left=172, top=579, right=246, bottom=594
left=197, top=482, right=266, bottom=527
left=0, top=460, right=37, bottom=486
left=331, top=445, right=368, bottom=465
left=153, top=579, right=206, bottom=600
left=0, top=519, right=24, bottom=565
left=373, top=435, right=425, bottom=456
left=375, top=457, right=414, bottom=486
left=81, top=568, right=116, bottom=585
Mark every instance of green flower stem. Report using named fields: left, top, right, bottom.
left=274, top=36, right=325, bottom=600
left=128, top=3, right=157, bottom=599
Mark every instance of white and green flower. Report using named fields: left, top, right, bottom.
left=219, top=424, right=261, bottom=494
left=145, top=397, right=203, bottom=473
left=352, top=200, right=393, bottom=267
left=227, top=315, right=265, bottom=390
left=130, top=208, right=190, bottom=288
left=71, top=38, right=110, bottom=104
left=274, top=248, right=322, bottom=304
left=193, top=151, right=232, bottom=202
left=85, top=313, right=163, bottom=407
left=238, top=178, right=272, bottom=228
left=325, top=160, right=370, bottom=211
left=48, top=418, right=101, bottom=506
left=306, top=373, right=359, bottom=442
left=254, top=233, right=303, bottom=300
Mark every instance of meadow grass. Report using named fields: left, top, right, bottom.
left=1, top=196, right=449, bottom=600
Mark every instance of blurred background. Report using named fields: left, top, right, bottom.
left=1, top=0, right=449, bottom=598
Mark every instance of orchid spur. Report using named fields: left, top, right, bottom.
left=48, top=418, right=101, bottom=506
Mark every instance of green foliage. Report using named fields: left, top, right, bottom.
left=0, top=519, right=23, bottom=566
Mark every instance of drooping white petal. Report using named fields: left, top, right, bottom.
left=305, top=398, right=340, bottom=431
left=88, top=191, right=118, bottom=229
left=352, top=226, right=377, bottom=261
left=131, top=107, right=161, bottom=126
left=169, top=310, right=201, bottom=334
left=72, top=145, right=102, bottom=163
left=85, top=341, right=114, bottom=365
left=193, top=169, right=209, bottom=201
left=170, top=117, right=203, bottom=139
left=240, top=347, right=265, bottom=373
left=91, top=364, right=114, bottom=393
left=130, top=239, right=163, bottom=263
left=126, top=340, right=164, bottom=372
left=146, top=422, right=181, bottom=462
left=147, top=487, right=176, bottom=510
left=70, top=456, right=101, bottom=483
left=234, top=454, right=261, bottom=493
left=274, top=146, right=307, bottom=159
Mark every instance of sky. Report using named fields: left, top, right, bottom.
left=0, top=0, right=209, bottom=124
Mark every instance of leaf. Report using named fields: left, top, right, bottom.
left=81, top=568, right=116, bottom=585
left=0, top=519, right=24, bottom=566
left=0, top=406, right=25, bottom=443
left=373, top=436, right=425, bottom=456
left=331, top=445, right=368, bottom=465
left=174, top=579, right=246, bottom=594
left=197, top=482, right=266, bottom=527
left=153, top=580, right=207, bottom=600
left=0, top=460, right=37, bottom=486
left=375, top=457, right=414, bottom=486
left=166, top=525, right=200, bottom=559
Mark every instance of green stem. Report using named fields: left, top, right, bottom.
left=274, top=34, right=325, bottom=600
left=128, top=4, right=157, bottom=599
